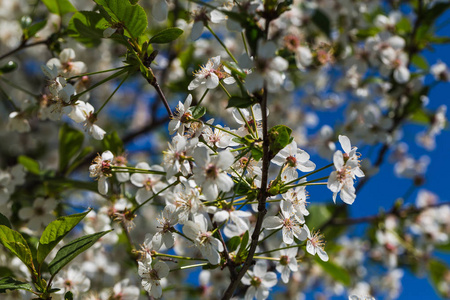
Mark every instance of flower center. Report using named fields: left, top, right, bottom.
left=250, top=276, right=262, bottom=287
left=280, top=255, right=289, bottom=266
left=150, top=269, right=161, bottom=281
left=205, top=164, right=218, bottom=179
left=286, top=155, right=297, bottom=168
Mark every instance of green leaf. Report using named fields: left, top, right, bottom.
left=68, top=11, right=109, bottom=47
left=226, top=96, right=256, bottom=109
left=268, top=125, right=292, bottom=156
left=395, top=17, right=411, bottom=34
left=428, top=259, right=448, bottom=297
left=0, top=213, right=11, bottom=229
left=37, top=210, right=91, bottom=264
left=192, top=106, right=206, bottom=120
left=409, top=108, right=432, bottom=125
left=311, top=9, right=331, bottom=38
left=315, top=257, right=351, bottom=286
left=65, top=146, right=94, bottom=175
left=59, top=124, right=84, bottom=172
left=227, top=236, right=241, bottom=253
left=411, top=54, right=429, bottom=70
left=421, top=3, right=450, bottom=27
left=18, top=156, right=40, bottom=175
left=24, top=19, right=47, bottom=40
left=237, top=230, right=249, bottom=258
left=149, top=27, right=184, bottom=44
left=41, top=0, right=77, bottom=16
left=48, top=230, right=112, bottom=275
left=0, top=267, right=14, bottom=277
left=307, top=204, right=348, bottom=238
left=64, top=291, right=74, bottom=300
left=0, top=226, right=34, bottom=272
left=94, top=0, right=148, bottom=38
left=102, top=131, right=124, bottom=154
left=0, top=61, right=18, bottom=74
left=0, top=277, right=33, bottom=293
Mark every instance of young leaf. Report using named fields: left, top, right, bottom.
left=311, top=9, right=331, bottom=38
left=227, top=236, right=241, bottom=253
left=149, top=28, right=184, bottom=44
left=64, top=291, right=74, bottom=300
left=428, top=259, right=448, bottom=297
left=191, top=106, right=206, bottom=120
left=0, top=213, right=11, bottom=229
left=226, top=96, right=255, bottom=109
left=18, top=156, right=40, bottom=175
left=59, top=124, right=84, bottom=172
left=37, top=210, right=91, bottom=264
left=0, top=277, right=33, bottom=293
left=237, top=230, right=249, bottom=258
left=23, top=19, right=47, bottom=40
left=102, top=131, right=124, bottom=155
left=0, top=61, right=18, bottom=74
left=41, top=0, right=77, bottom=16
left=268, top=125, right=292, bottom=156
left=68, top=11, right=110, bottom=47
left=315, top=257, right=351, bottom=286
left=94, top=0, right=147, bottom=39
left=0, top=226, right=34, bottom=272
left=48, top=230, right=112, bottom=275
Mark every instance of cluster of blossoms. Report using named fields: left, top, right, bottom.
left=1, top=0, right=449, bottom=299
left=87, top=78, right=366, bottom=298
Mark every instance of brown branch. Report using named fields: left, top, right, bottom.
left=0, top=39, right=48, bottom=61
left=330, top=201, right=450, bottom=226
left=221, top=84, right=270, bottom=300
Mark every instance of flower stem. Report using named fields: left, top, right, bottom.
left=0, top=77, right=39, bottom=98
left=96, top=72, right=129, bottom=115
left=282, top=163, right=333, bottom=187
left=67, top=65, right=130, bottom=80
left=171, top=263, right=209, bottom=271
left=192, top=88, right=209, bottom=116
left=205, top=24, right=238, bottom=64
left=131, top=180, right=178, bottom=214
left=154, top=252, right=207, bottom=261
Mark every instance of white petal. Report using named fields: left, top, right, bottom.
left=262, top=216, right=283, bottom=230
left=338, top=135, right=352, bottom=154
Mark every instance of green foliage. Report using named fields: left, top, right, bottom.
left=268, top=125, right=292, bottom=157
left=18, top=155, right=40, bottom=175
left=315, top=257, right=351, bottom=286
left=0, top=277, right=33, bottom=293
left=226, top=96, right=257, bottom=109
left=311, top=9, right=331, bottom=38
left=227, top=236, right=241, bottom=253
left=0, top=61, right=18, bottom=75
left=0, top=213, right=11, bottom=229
left=59, top=124, right=85, bottom=173
left=307, top=204, right=348, bottom=239
left=428, top=259, right=449, bottom=297
left=42, top=0, right=77, bottom=16
left=23, top=19, right=47, bottom=40
left=48, top=230, right=112, bottom=275
left=102, top=131, right=124, bottom=154
left=411, top=54, right=429, bottom=71
left=64, top=291, right=74, bottom=300
left=94, top=0, right=148, bottom=39
left=0, top=225, right=35, bottom=273
left=68, top=11, right=109, bottom=47
left=149, top=28, right=184, bottom=44
left=192, top=106, right=207, bottom=120
left=409, top=108, right=432, bottom=125
left=37, top=210, right=91, bottom=264
left=236, top=230, right=249, bottom=260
